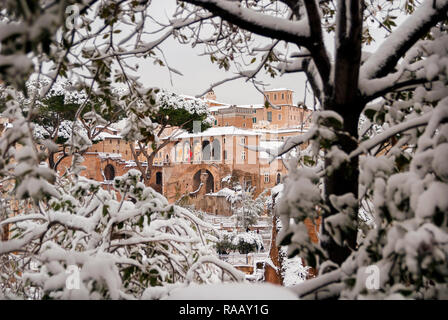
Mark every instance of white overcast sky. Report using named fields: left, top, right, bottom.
left=115, top=0, right=389, bottom=106
left=135, top=0, right=308, bottom=106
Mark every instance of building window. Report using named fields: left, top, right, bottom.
left=241, top=151, right=246, bottom=160
left=278, top=114, right=282, bottom=120
left=267, top=111, right=272, bottom=122
left=224, top=150, right=227, bottom=160
left=104, top=164, right=115, bottom=181
left=276, top=172, right=281, bottom=185
left=274, top=94, right=277, bottom=100
left=241, top=137, right=246, bottom=144
left=243, top=123, right=246, bottom=127
left=110, top=139, right=112, bottom=144
left=282, top=93, right=284, bottom=99
left=252, top=117, right=256, bottom=123
left=214, top=120, right=217, bottom=125
left=264, top=173, right=270, bottom=183
left=156, top=172, right=162, bottom=185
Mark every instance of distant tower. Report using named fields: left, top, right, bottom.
left=263, top=88, right=293, bottom=106
left=205, top=90, right=217, bottom=101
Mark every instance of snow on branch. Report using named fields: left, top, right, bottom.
left=181, top=0, right=311, bottom=44
left=361, top=0, right=448, bottom=80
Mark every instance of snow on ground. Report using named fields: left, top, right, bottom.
left=165, top=283, right=298, bottom=300
left=282, top=256, right=308, bottom=287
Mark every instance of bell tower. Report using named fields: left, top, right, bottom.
left=205, top=90, right=217, bottom=101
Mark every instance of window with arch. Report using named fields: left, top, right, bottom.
left=212, top=139, right=221, bottom=161
left=183, top=141, right=191, bottom=162
left=104, top=164, right=115, bottom=181
left=193, top=140, right=201, bottom=161
left=156, top=172, right=162, bottom=185
left=175, top=143, right=183, bottom=162
left=276, top=172, right=281, bottom=185
left=202, top=140, right=211, bottom=160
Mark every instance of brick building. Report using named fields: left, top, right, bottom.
left=36, top=88, right=311, bottom=215
left=207, top=88, right=312, bottom=130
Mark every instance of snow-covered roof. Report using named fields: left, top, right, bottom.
left=264, top=88, right=293, bottom=92
left=209, top=104, right=263, bottom=112
left=234, top=104, right=264, bottom=109
left=254, top=128, right=306, bottom=134
left=209, top=105, right=230, bottom=112
left=97, top=152, right=122, bottom=159
left=205, top=99, right=230, bottom=106
left=97, top=131, right=121, bottom=139
left=124, top=160, right=148, bottom=168
left=174, top=126, right=261, bottom=139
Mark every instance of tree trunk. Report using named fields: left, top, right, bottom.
left=318, top=0, right=364, bottom=266
left=321, top=103, right=363, bottom=265
left=48, top=151, right=55, bottom=170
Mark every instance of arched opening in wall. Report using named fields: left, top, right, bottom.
left=193, top=140, right=201, bottom=162
left=202, top=140, right=211, bottom=160
left=212, top=139, right=221, bottom=161
left=156, top=172, right=162, bottom=185
left=184, top=141, right=191, bottom=162
left=276, top=172, right=281, bottom=185
left=205, top=170, right=214, bottom=193
left=193, top=170, right=202, bottom=193
left=175, top=142, right=183, bottom=162
left=104, top=164, right=115, bottom=181
left=192, top=170, right=214, bottom=194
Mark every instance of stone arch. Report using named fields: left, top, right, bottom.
left=104, top=164, right=115, bottom=181
left=192, top=169, right=214, bottom=194
left=205, top=170, right=215, bottom=193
